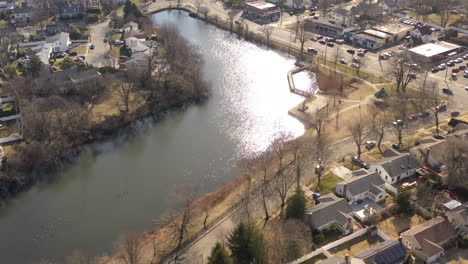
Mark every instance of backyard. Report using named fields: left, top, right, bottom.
left=376, top=212, right=427, bottom=240
left=328, top=233, right=384, bottom=257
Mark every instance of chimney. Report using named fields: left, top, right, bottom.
left=399, top=235, right=403, bottom=243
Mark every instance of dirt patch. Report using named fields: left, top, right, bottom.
left=315, top=68, right=357, bottom=97
left=376, top=213, right=426, bottom=240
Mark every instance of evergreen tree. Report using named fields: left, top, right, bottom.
left=207, top=242, right=232, bottom=264
left=286, top=187, right=306, bottom=219
left=26, top=54, right=43, bottom=78
left=227, top=222, right=267, bottom=264
left=394, top=191, right=411, bottom=213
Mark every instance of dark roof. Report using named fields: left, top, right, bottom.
left=306, top=193, right=353, bottom=229
left=352, top=169, right=369, bottom=176
left=381, top=148, right=400, bottom=158
left=374, top=153, right=420, bottom=178
left=402, top=217, right=456, bottom=257
left=332, top=7, right=350, bottom=16
left=51, top=68, right=101, bottom=84
left=383, top=0, right=398, bottom=9
left=14, top=6, right=32, bottom=14
left=341, top=171, right=385, bottom=196
left=369, top=184, right=384, bottom=196
left=355, top=240, right=407, bottom=264
left=414, top=24, right=434, bottom=36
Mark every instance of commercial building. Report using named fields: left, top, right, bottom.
left=305, top=8, right=358, bottom=37
left=344, top=22, right=413, bottom=49
left=407, top=41, right=462, bottom=63
left=242, top=1, right=280, bottom=24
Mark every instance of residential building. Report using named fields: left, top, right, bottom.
left=45, top=24, right=69, bottom=35
left=335, top=170, right=386, bottom=204
left=328, top=8, right=354, bottom=26
left=407, top=41, right=462, bottom=63
left=55, top=2, right=85, bottom=20
left=305, top=193, right=354, bottom=234
left=11, top=6, right=33, bottom=25
left=379, top=0, right=399, bottom=12
left=45, top=32, right=71, bottom=52
left=50, top=68, right=102, bottom=92
left=242, top=1, right=280, bottom=23
left=446, top=204, right=468, bottom=234
left=411, top=23, right=437, bottom=43
left=123, top=21, right=139, bottom=33
left=0, top=0, right=13, bottom=11
left=401, top=217, right=456, bottom=263
left=121, top=52, right=149, bottom=73
left=369, top=150, right=419, bottom=184
left=125, top=37, right=152, bottom=55
left=351, top=240, right=407, bottom=264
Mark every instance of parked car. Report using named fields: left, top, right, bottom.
left=357, top=52, right=365, bottom=57
left=307, top=47, right=318, bottom=54
left=459, top=65, right=466, bottom=70
left=442, top=88, right=453, bottom=95
left=447, top=61, right=455, bottom=67
left=380, top=54, right=389, bottom=60
left=433, top=134, right=446, bottom=139
left=340, top=59, right=347, bottom=64
left=452, top=68, right=460, bottom=73
left=336, top=39, right=345, bottom=44
left=68, top=51, right=77, bottom=56
left=351, top=63, right=359, bottom=68
left=431, top=68, right=439, bottom=73
left=464, top=54, right=468, bottom=60
left=74, top=57, right=83, bottom=62
left=319, top=40, right=326, bottom=45
left=352, top=58, right=360, bottom=63
left=438, top=64, right=447, bottom=70
left=455, top=58, right=463, bottom=63
left=452, top=73, right=457, bottom=80
left=326, top=42, right=334, bottom=47
left=119, top=55, right=129, bottom=61
left=351, top=156, right=370, bottom=169
left=358, top=48, right=368, bottom=54
left=392, top=143, right=401, bottom=150
left=393, top=119, right=404, bottom=127
left=90, top=44, right=95, bottom=49
left=465, top=87, right=468, bottom=91
left=436, top=104, right=447, bottom=112
left=451, top=111, right=460, bottom=117
left=347, top=49, right=355, bottom=54
left=408, top=73, right=417, bottom=79
left=419, top=111, right=430, bottom=118
left=365, top=141, right=376, bottom=150
left=408, top=114, right=418, bottom=121
left=464, top=72, right=468, bottom=78
left=113, top=39, right=124, bottom=45
left=402, top=181, right=417, bottom=189
left=55, top=53, right=65, bottom=58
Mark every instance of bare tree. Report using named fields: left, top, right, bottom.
left=67, top=250, right=94, bottom=264
left=318, top=0, right=332, bottom=16
left=116, top=231, right=142, bottom=264
left=297, top=20, right=309, bottom=59
left=117, top=82, right=136, bottom=112
left=355, top=55, right=367, bottom=76
left=315, top=135, right=332, bottom=187
left=374, top=109, right=390, bottom=154
left=261, top=25, right=274, bottom=45
left=273, top=165, right=295, bottom=217
left=387, top=55, right=421, bottom=93
left=442, top=137, right=468, bottom=189
left=347, top=107, right=369, bottom=159
left=333, top=46, right=343, bottom=72
left=433, top=0, right=459, bottom=27
left=309, top=108, right=327, bottom=139
left=291, top=138, right=309, bottom=188
left=164, top=184, right=197, bottom=248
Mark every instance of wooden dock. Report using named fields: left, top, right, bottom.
left=287, top=67, right=314, bottom=97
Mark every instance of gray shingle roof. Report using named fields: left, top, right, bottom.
left=369, top=184, right=384, bottom=196
left=374, top=153, right=420, bottom=178
left=306, top=193, right=353, bottom=229
left=46, top=32, right=69, bottom=44
left=342, top=171, right=385, bottom=196
left=354, top=240, right=407, bottom=264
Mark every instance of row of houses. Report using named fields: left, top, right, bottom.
left=304, top=126, right=468, bottom=263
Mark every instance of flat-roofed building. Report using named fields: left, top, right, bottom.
left=242, top=1, right=280, bottom=24
left=407, top=41, right=462, bottom=63
left=344, top=22, right=413, bottom=49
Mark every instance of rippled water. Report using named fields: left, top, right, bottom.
left=0, top=10, right=316, bottom=264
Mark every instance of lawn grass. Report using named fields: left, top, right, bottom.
left=300, top=254, right=327, bottom=264
left=376, top=212, right=426, bottom=240
left=333, top=63, right=390, bottom=84
left=329, top=234, right=383, bottom=256
left=316, top=172, right=342, bottom=194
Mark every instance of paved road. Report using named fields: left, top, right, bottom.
left=86, top=19, right=114, bottom=67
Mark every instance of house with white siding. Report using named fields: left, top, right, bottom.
left=335, top=170, right=387, bottom=205
left=369, top=149, right=420, bottom=184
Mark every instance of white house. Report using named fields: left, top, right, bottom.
left=335, top=170, right=387, bottom=204
left=328, top=8, right=354, bottom=26
left=369, top=149, right=420, bottom=184
left=46, top=32, right=71, bottom=52
left=305, top=194, right=354, bottom=234
left=411, top=24, right=436, bottom=43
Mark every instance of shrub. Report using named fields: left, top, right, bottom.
left=227, top=221, right=267, bottom=264
left=394, top=191, right=411, bottom=214
left=313, top=232, right=325, bottom=245
left=208, top=242, right=232, bottom=264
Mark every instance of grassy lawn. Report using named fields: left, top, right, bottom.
left=334, top=63, right=390, bottom=84
left=316, top=172, right=342, bottom=194
left=70, top=45, right=88, bottom=55
left=300, top=254, right=327, bottom=264
left=376, top=212, right=426, bottom=240
left=329, top=234, right=384, bottom=256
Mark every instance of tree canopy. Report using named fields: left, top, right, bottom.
left=286, top=187, right=306, bottom=220
left=208, top=242, right=232, bottom=264
left=227, top=221, right=267, bottom=264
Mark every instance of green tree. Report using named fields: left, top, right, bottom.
left=227, top=222, right=267, bottom=264
left=286, top=188, right=306, bottom=220
left=208, top=242, right=232, bottom=264
left=403, top=251, right=414, bottom=264
left=394, top=191, right=411, bottom=213
left=25, top=54, right=43, bottom=78
left=57, top=57, right=85, bottom=70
